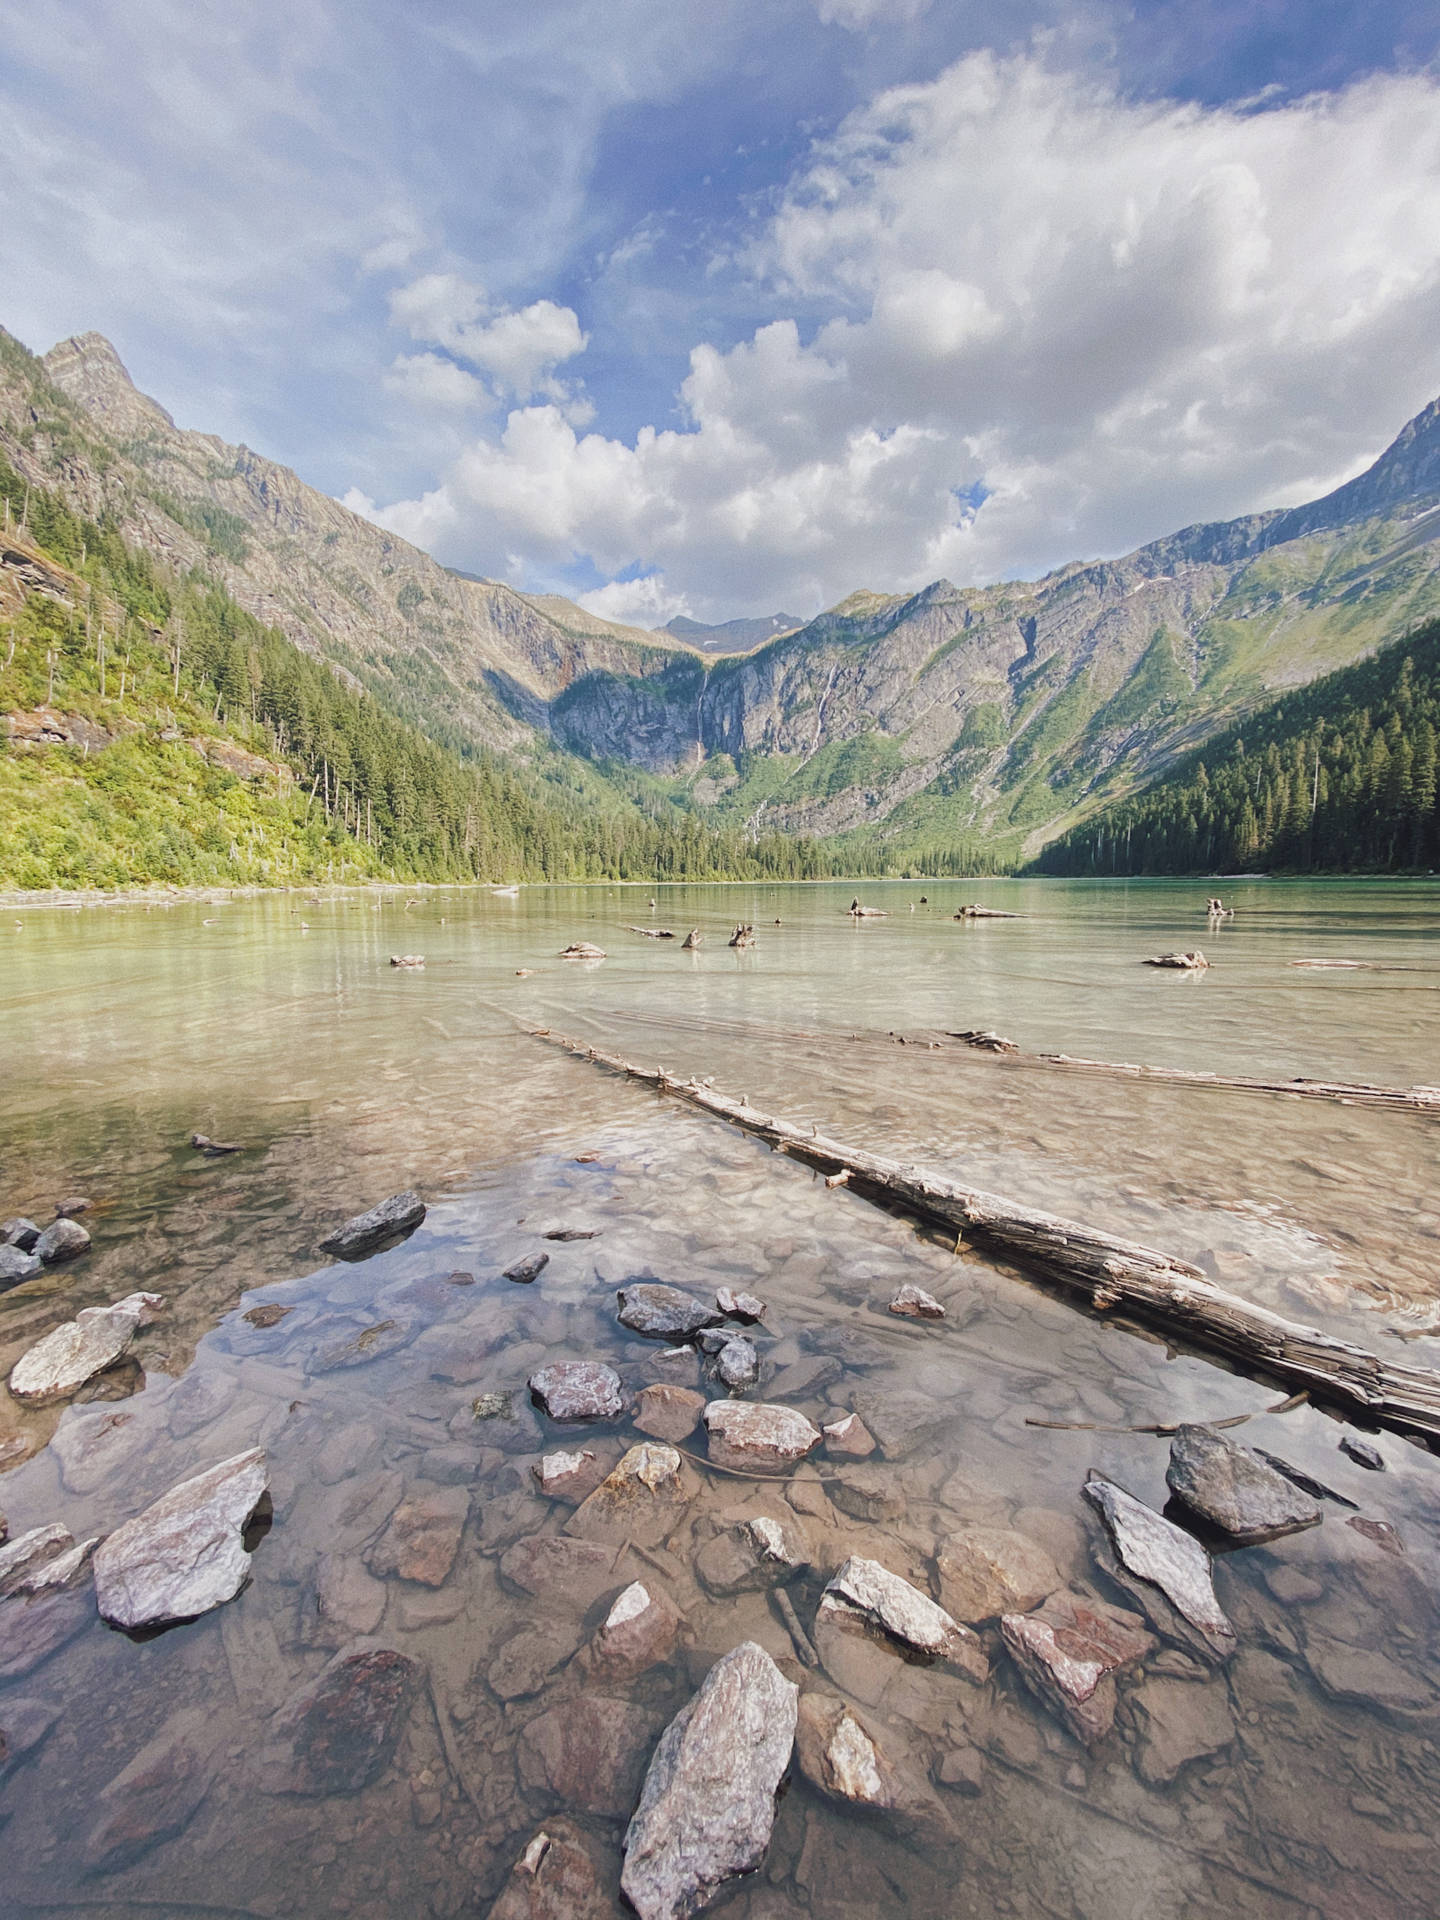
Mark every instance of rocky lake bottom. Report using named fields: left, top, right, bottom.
left=1, top=878, right=1438, bottom=1919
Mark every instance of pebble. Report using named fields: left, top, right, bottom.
left=1083, top=1475, right=1235, bottom=1664
left=0, top=1247, right=41, bottom=1289
left=0, top=1219, right=40, bottom=1251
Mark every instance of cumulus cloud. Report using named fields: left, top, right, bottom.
left=578, top=574, right=692, bottom=628
left=383, top=351, right=492, bottom=413
left=361, top=52, right=1440, bottom=619
left=388, top=271, right=587, bottom=401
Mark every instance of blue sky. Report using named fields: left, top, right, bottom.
left=3, top=0, right=1440, bottom=623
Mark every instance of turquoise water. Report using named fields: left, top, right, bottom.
left=0, top=876, right=1437, bottom=1917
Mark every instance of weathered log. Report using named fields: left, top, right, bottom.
left=624, top=926, right=677, bottom=939
left=728, top=925, right=755, bottom=949
left=559, top=943, right=607, bottom=960
left=1144, top=951, right=1209, bottom=970
left=520, top=1024, right=1440, bottom=1443
left=390, top=953, right=425, bottom=969
left=847, top=899, right=889, bottom=918
left=955, top=904, right=1022, bottom=919
left=682, top=929, right=702, bottom=950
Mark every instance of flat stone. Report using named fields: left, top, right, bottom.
left=365, top=1486, right=469, bottom=1586
left=829, top=1464, right=903, bottom=1523
left=1083, top=1476, right=1235, bottom=1665
left=500, top=1535, right=630, bottom=1615
left=622, top=1643, right=797, bottom=1920
left=889, top=1284, right=944, bottom=1319
left=0, top=1696, right=60, bottom=1780
left=704, top=1400, right=821, bottom=1475
left=93, top=1447, right=269, bottom=1631
left=1303, top=1633, right=1436, bottom=1716
left=716, top=1289, right=766, bottom=1322
left=488, top=1620, right=583, bottom=1700
left=1167, top=1425, right=1322, bottom=1544
left=9, top=1291, right=163, bottom=1406
left=617, top=1284, right=721, bottom=1340
left=489, top=1822, right=619, bottom=1920
left=1, top=1218, right=40, bottom=1251
left=308, top=1553, right=388, bottom=1640
left=695, top=1512, right=809, bottom=1597
left=933, top=1745, right=984, bottom=1795
left=34, top=1217, right=91, bottom=1264
left=715, top=1338, right=758, bottom=1389
left=265, top=1641, right=422, bottom=1793
left=567, top=1443, right=696, bottom=1548
left=534, top=1448, right=609, bottom=1503
left=935, top=1526, right=1061, bottom=1625
left=1340, top=1436, right=1385, bottom=1471
left=822, top=1413, right=875, bottom=1460
left=634, top=1384, right=707, bottom=1442
left=0, top=1589, right=91, bottom=1680
left=1000, top=1591, right=1156, bottom=1747
left=582, top=1580, right=682, bottom=1684
left=1130, top=1678, right=1235, bottom=1786
left=319, top=1191, right=426, bottom=1259
left=519, top=1695, right=663, bottom=1817
left=530, top=1361, right=625, bottom=1423
left=504, top=1251, right=550, bottom=1284
left=849, top=1389, right=953, bottom=1461
left=0, top=1528, right=95, bottom=1598
left=310, top=1317, right=415, bottom=1372
left=0, top=1524, right=74, bottom=1598
left=0, top=1246, right=40, bottom=1289
left=768, top=1354, right=843, bottom=1402
left=83, top=1709, right=218, bottom=1871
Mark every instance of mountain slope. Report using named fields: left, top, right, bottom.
left=13, top=323, right=1440, bottom=867
left=1033, top=618, right=1440, bottom=875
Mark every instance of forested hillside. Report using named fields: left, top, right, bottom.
left=1034, top=621, right=1440, bottom=875
left=0, top=456, right=836, bottom=889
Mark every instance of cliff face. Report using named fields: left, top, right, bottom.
left=13, top=326, right=1440, bottom=855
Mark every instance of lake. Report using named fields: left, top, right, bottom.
left=1, top=876, right=1438, bottom=1918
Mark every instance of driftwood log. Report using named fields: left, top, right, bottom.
left=682, top=929, right=702, bottom=950
left=522, top=1023, right=1440, bottom=1442
left=623, top=926, right=676, bottom=939
left=729, top=924, right=756, bottom=948
left=1144, top=950, right=1209, bottom=970
left=956, top=904, right=1022, bottom=919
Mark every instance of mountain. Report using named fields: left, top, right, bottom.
left=10, top=323, right=1440, bottom=868
left=1034, top=616, right=1440, bottom=876
left=661, top=612, right=804, bottom=654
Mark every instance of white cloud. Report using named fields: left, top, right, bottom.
left=814, top=0, right=931, bottom=29
left=383, top=351, right=492, bottom=412
left=362, top=52, right=1440, bottom=619
left=388, top=272, right=587, bottom=399
left=578, top=573, right=691, bottom=629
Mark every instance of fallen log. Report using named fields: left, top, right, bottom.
left=682, top=929, right=702, bottom=950
left=520, top=1023, right=1440, bottom=1443
left=1144, top=951, right=1209, bottom=970
left=623, top=926, right=676, bottom=939
left=955, top=904, right=1023, bottom=919
left=729, top=924, right=756, bottom=948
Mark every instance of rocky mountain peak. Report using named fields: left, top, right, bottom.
left=42, top=332, right=175, bottom=437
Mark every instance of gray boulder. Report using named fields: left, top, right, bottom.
left=622, top=1642, right=797, bottom=1920
left=1167, top=1425, right=1322, bottom=1544
left=1083, top=1475, right=1235, bottom=1664
left=319, top=1191, right=426, bottom=1260
left=0, top=1246, right=41, bottom=1290
left=93, top=1447, right=269, bottom=1631
left=1, top=1218, right=40, bottom=1251
left=33, top=1217, right=91, bottom=1264
left=9, top=1291, right=163, bottom=1406
left=618, top=1284, right=721, bottom=1339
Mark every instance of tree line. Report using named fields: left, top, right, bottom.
left=1035, top=620, right=1440, bottom=875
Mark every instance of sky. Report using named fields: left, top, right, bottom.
left=3, top=0, right=1440, bottom=626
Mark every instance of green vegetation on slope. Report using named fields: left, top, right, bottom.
left=1034, top=620, right=1440, bottom=875
left=0, top=458, right=843, bottom=890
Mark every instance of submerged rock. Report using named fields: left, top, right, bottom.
left=849, top=1389, right=952, bottom=1461
left=311, top=1317, right=415, bottom=1372
left=9, top=1291, right=164, bottom=1406
left=796, top=1693, right=893, bottom=1807
left=567, top=1443, right=696, bottom=1548
left=0, top=1246, right=41, bottom=1290
left=499, top=1535, right=630, bottom=1615
left=822, top=1413, right=876, bottom=1460
left=83, top=1709, right=218, bottom=1871
left=582, top=1579, right=682, bottom=1684
left=695, top=1512, right=810, bottom=1597
left=935, top=1526, right=1061, bottom=1625
left=33, top=1217, right=91, bottom=1264
left=0, top=1524, right=92, bottom=1598
left=618, top=1284, right=721, bottom=1340
left=265, top=1641, right=422, bottom=1793
left=93, top=1447, right=269, bottom=1631
left=703, top=1401, right=821, bottom=1475
left=1130, top=1677, right=1235, bottom=1786
left=533, top=1448, right=608, bottom=1504
left=520, top=1695, right=663, bottom=1818
left=489, top=1823, right=618, bottom=1920
left=365, top=1486, right=469, bottom=1586
left=715, top=1338, right=758, bottom=1390
left=1167, top=1425, right=1322, bottom=1544
left=888, top=1284, right=945, bottom=1319
left=318, top=1191, right=426, bottom=1260
left=0, top=1696, right=60, bottom=1780
left=634, top=1384, right=707, bottom=1442
left=1083, top=1476, right=1236, bottom=1665
left=0, top=1590, right=91, bottom=1680
left=1000, top=1591, right=1155, bottom=1747
left=716, top=1288, right=766, bottom=1322
left=621, top=1643, right=797, bottom=1920
left=488, top=1621, right=584, bottom=1701
left=529, top=1360, right=625, bottom=1423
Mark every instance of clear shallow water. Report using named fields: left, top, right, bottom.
left=1, top=877, right=1438, bottom=1918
